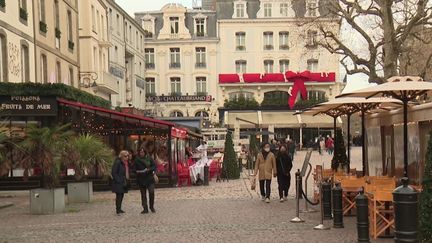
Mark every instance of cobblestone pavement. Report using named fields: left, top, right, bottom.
left=0, top=147, right=392, bottom=243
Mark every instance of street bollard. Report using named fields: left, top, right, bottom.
left=314, top=182, right=330, bottom=230
left=290, top=170, right=304, bottom=223
left=356, top=188, right=370, bottom=243
left=332, top=181, right=344, bottom=228
left=322, top=180, right=333, bottom=220
left=203, top=165, right=209, bottom=186
left=393, top=177, right=418, bottom=243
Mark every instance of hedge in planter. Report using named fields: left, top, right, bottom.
left=223, top=131, right=240, bottom=179
left=0, top=83, right=111, bottom=109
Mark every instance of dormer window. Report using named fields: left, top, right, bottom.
left=142, top=15, right=155, bottom=38
left=306, top=0, right=318, bottom=17
left=170, top=17, right=179, bottom=34
left=193, top=14, right=207, bottom=37
left=264, top=3, right=272, bottom=17
left=233, top=0, right=248, bottom=18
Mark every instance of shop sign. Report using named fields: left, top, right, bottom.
left=109, top=66, right=124, bottom=79
left=146, top=95, right=212, bottom=103
left=0, top=96, right=58, bottom=116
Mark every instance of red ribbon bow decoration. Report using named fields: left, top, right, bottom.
left=285, top=71, right=311, bottom=109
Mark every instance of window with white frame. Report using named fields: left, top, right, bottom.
left=142, top=19, right=154, bottom=37
left=279, top=31, right=289, bottom=49
left=195, top=18, right=205, bottom=37
left=307, top=59, right=318, bottom=71
left=280, top=3, right=288, bottom=16
left=229, top=92, right=254, bottom=101
left=170, top=111, right=183, bottom=117
left=67, top=10, right=73, bottom=42
left=144, top=48, right=155, bottom=69
left=170, top=77, right=181, bottom=95
left=264, top=3, right=272, bottom=17
left=263, top=32, right=273, bottom=50
left=39, top=0, right=46, bottom=23
left=41, top=54, right=47, bottom=83
left=306, top=0, right=318, bottom=17
left=308, top=90, right=326, bottom=100
left=69, top=67, right=74, bottom=87
left=195, top=47, right=206, bottom=68
left=306, top=30, right=318, bottom=47
left=96, top=10, right=100, bottom=33
left=21, top=44, right=29, bottom=82
left=170, top=17, right=179, bottom=34
left=264, top=60, right=274, bottom=73
left=235, top=32, right=246, bottom=50
left=145, top=77, right=156, bottom=95
left=236, top=3, right=245, bottom=18
left=170, top=48, right=181, bottom=68
left=279, top=59, right=289, bottom=73
left=0, top=34, right=5, bottom=82
left=116, top=14, right=120, bottom=34
left=235, top=60, right=247, bottom=73
left=196, top=77, right=207, bottom=94
left=195, top=111, right=209, bottom=118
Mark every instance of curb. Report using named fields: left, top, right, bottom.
left=0, top=202, right=14, bottom=210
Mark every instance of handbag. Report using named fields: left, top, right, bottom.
left=250, top=177, right=256, bottom=190
left=153, top=173, right=159, bottom=184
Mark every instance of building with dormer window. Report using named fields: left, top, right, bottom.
left=135, top=4, right=219, bottom=122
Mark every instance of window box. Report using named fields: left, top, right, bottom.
left=0, top=0, right=5, bottom=8
left=145, top=63, right=155, bottom=69
left=236, top=46, right=246, bottom=51
left=170, top=92, right=182, bottom=97
left=19, top=8, right=28, bottom=21
left=145, top=92, right=157, bottom=97
left=264, top=45, right=274, bottom=50
left=196, top=92, right=208, bottom=96
left=305, top=42, right=318, bottom=48
left=55, top=28, right=61, bottom=39
left=279, top=45, right=289, bottom=50
left=196, top=31, right=205, bottom=37
left=39, top=21, right=48, bottom=33
left=195, top=63, right=207, bottom=68
left=68, top=40, right=75, bottom=50
left=169, top=63, right=181, bottom=69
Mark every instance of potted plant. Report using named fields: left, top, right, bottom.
left=19, top=124, right=73, bottom=214
left=62, top=134, right=113, bottom=203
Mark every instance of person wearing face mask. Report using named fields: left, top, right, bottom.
left=276, top=145, right=293, bottom=202
left=254, top=142, right=277, bottom=203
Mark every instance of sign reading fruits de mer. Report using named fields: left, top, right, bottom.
left=0, top=96, right=58, bottom=116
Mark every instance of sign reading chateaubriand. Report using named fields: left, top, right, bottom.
left=146, top=95, right=212, bottom=103
left=0, top=96, right=58, bottom=116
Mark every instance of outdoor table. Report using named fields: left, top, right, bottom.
left=189, top=159, right=212, bottom=183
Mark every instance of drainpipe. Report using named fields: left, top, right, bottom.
left=32, top=0, right=37, bottom=83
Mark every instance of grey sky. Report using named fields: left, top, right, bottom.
left=115, top=0, right=192, bottom=16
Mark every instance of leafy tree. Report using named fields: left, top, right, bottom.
left=316, top=0, right=432, bottom=83
left=223, top=131, right=240, bottom=179
left=19, top=124, right=74, bottom=188
left=420, top=131, right=432, bottom=242
left=62, top=134, right=114, bottom=180
left=331, top=129, right=348, bottom=171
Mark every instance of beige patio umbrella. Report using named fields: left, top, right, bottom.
left=337, top=76, right=432, bottom=178
left=303, top=97, right=401, bottom=175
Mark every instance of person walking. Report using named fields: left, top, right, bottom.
left=135, top=142, right=157, bottom=214
left=276, top=145, right=293, bottom=202
left=111, top=150, right=130, bottom=215
left=319, top=137, right=325, bottom=155
left=255, top=142, right=277, bottom=203
left=326, top=136, right=334, bottom=155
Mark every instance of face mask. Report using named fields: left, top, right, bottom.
left=264, top=148, right=270, bottom=152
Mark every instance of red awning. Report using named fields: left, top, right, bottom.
left=57, top=98, right=175, bottom=128
left=261, top=73, right=285, bottom=82
left=243, top=73, right=262, bottom=83
left=171, top=127, right=187, bottom=139
left=219, top=74, right=240, bottom=83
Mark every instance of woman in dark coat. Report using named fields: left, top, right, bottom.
left=111, top=150, right=130, bottom=215
left=276, top=145, right=293, bottom=202
left=135, top=142, right=157, bottom=214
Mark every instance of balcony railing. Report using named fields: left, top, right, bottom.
left=196, top=92, right=208, bottom=96
left=145, top=63, right=155, bottom=69
left=279, top=44, right=289, bottom=50
left=195, top=62, right=207, bottom=68
left=169, top=63, right=181, bottom=69
left=236, top=46, right=246, bottom=51
left=19, top=8, right=28, bottom=21
left=55, top=28, right=61, bottom=39
left=0, top=0, right=5, bottom=8
left=305, top=41, right=318, bottom=48
left=68, top=40, right=75, bottom=50
left=145, top=92, right=157, bottom=97
left=170, top=92, right=182, bottom=96
left=264, top=45, right=274, bottom=50
left=39, top=21, right=48, bottom=33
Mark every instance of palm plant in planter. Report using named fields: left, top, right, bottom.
left=62, top=134, right=114, bottom=203
left=19, top=124, right=73, bottom=214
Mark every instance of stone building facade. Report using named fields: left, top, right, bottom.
left=135, top=4, right=219, bottom=121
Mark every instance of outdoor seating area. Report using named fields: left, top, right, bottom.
left=177, top=156, right=223, bottom=187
